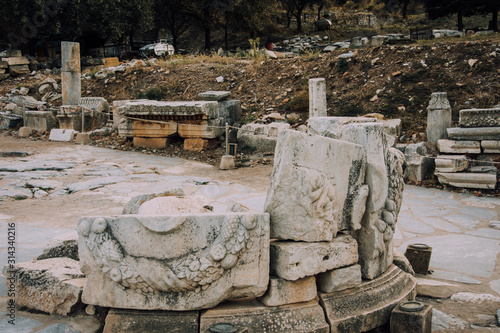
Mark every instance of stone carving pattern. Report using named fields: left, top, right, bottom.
left=459, top=110, right=500, bottom=128
left=378, top=147, right=405, bottom=246
left=79, top=215, right=257, bottom=295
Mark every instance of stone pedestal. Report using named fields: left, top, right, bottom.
left=200, top=299, right=329, bottom=333
left=309, top=78, right=327, bottom=118
left=220, top=155, right=236, bottom=170
left=426, top=92, right=451, bottom=147
left=75, top=133, right=91, bottom=145
left=319, top=265, right=417, bottom=333
left=390, top=302, right=433, bottom=333
left=61, top=42, right=81, bottom=106
left=18, top=126, right=32, bottom=137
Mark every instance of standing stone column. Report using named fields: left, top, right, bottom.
left=61, top=42, right=81, bottom=106
left=426, top=92, right=451, bottom=147
left=309, top=78, right=327, bottom=118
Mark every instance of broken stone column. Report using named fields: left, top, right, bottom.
left=309, top=78, right=327, bottom=118
left=61, top=42, right=81, bottom=106
left=426, top=92, right=451, bottom=147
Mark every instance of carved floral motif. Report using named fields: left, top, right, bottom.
left=78, top=215, right=257, bottom=294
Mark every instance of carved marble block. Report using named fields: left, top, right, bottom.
left=308, top=119, right=406, bottom=280
left=78, top=213, right=270, bottom=311
left=264, top=130, right=367, bottom=242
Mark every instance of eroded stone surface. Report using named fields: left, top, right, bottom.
left=78, top=213, right=270, bottom=310
left=426, top=92, right=451, bottom=146
left=436, top=172, right=497, bottom=189
left=435, top=155, right=469, bottom=173
left=2, top=258, right=84, bottom=315
left=270, top=235, right=358, bottom=281
left=437, top=139, right=481, bottom=154
left=237, top=122, right=290, bottom=152
left=200, top=299, right=329, bottom=333
left=264, top=130, right=366, bottom=241
left=319, top=265, right=417, bottom=333
left=317, top=264, right=362, bottom=293
left=258, top=275, right=317, bottom=306
left=459, top=108, right=500, bottom=127
left=103, top=309, right=199, bottom=333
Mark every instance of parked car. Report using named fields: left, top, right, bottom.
left=139, top=40, right=174, bottom=57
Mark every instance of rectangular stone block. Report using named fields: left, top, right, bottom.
left=390, top=303, right=433, bottom=333
left=437, top=139, right=481, bottom=154
left=75, top=133, right=91, bottom=145
left=133, top=137, right=172, bottom=149
left=404, top=156, right=435, bottom=182
left=270, top=235, right=358, bottom=281
left=118, top=100, right=220, bottom=119
left=4, top=56, right=30, bottom=66
left=2, top=258, right=84, bottom=315
left=264, top=130, right=366, bottom=241
left=0, top=61, right=8, bottom=69
left=436, top=172, right=497, bottom=189
left=49, top=129, right=77, bottom=141
left=25, top=110, right=58, bottom=132
left=200, top=299, right=329, bottom=333
left=119, top=119, right=177, bottom=138
left=319, top=265, right=417, bottom=333
left=5, top=49, right=21, bottom=57
left=435, top=155, right=469, bottom=173
left=9, top=65, right=30, bottom=76
left=178, top=121, right=224, bottom=139
left=199, top=91, right=231, bottom=101
left=258, top=276, right=317, bottom=307
left=482, top=140, right=500, bottom=153
left=78, top=213, right=270, bottom=310
left=0, top=69, right=5, bottom=74
left=103, top=309, right=199, bottom=333
left=447, top=127, right=500, bottom=141
left=459, top=108, right=500, bottom=127
left=317, top=264, right=362, bottom=293
left=309, top=78, right=327, bottom=118
left=183, top=138, right=218, bottom=151
left=308, top=117, right=377, bottom=139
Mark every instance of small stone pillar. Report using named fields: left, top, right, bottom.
left=309, top=78, right=327, bottom=118
left=61, top=42, right=81, bottom=106
left=426, top=92, right=451, bottom=147
left=390, top=301, right=432, bottom=333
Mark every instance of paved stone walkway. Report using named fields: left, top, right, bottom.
left=0, top=144, right=499, bottom=332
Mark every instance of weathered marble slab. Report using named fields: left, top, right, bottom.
left=237, top=122, right=291, bottom=152
left=200, top=299, right=330, bottom=333
left=264, top=130, right=367, bottom=241
left=435, top=155, right=469, bottom=173
left=270, top=235, right=358, bottom=281
left=482, top=140, right=500, bottom=154
left=459, top=108, right=500, bottom=127
left=307, top=117, right=377, bottom=139
left=319, top=265, right=417, bottom=333
left=447, top=127, right=500, bottom=141
left=436, top=172, right=497, bottom=189
left=118, top=100, right=219, bottom=119
left=78, top=213, right=270, bottom=310
left=437, top=139, right=481, bottom=154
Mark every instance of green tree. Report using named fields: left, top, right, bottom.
left=279, top=0, right=322, bottom=32
left=423, top=0, right=476, bottom=31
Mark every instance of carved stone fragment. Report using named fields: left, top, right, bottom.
left=78, top=213, right=270, bottom=310
left=264, top=130, right=366, bottom=241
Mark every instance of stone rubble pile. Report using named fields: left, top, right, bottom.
left=0, top=49, right=32, bottom=81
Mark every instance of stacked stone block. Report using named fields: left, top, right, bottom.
left=435, top=107, right=500, bottom=189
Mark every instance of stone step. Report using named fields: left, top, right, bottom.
left=437, top=139, right=481, bottom=154
left=435, top=155, right=469, bottom=173
left=447, top=127, right=500, bottom=141
left=481, top=140, right=500, bottom=154
left=435, top=172, right=497, bottom=189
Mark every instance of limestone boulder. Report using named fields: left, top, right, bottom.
left=78, top=213, right=270, bottom=310
left=3, top=258, right=85, bottom=315
left=264, top=130, right=366, bottom=241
